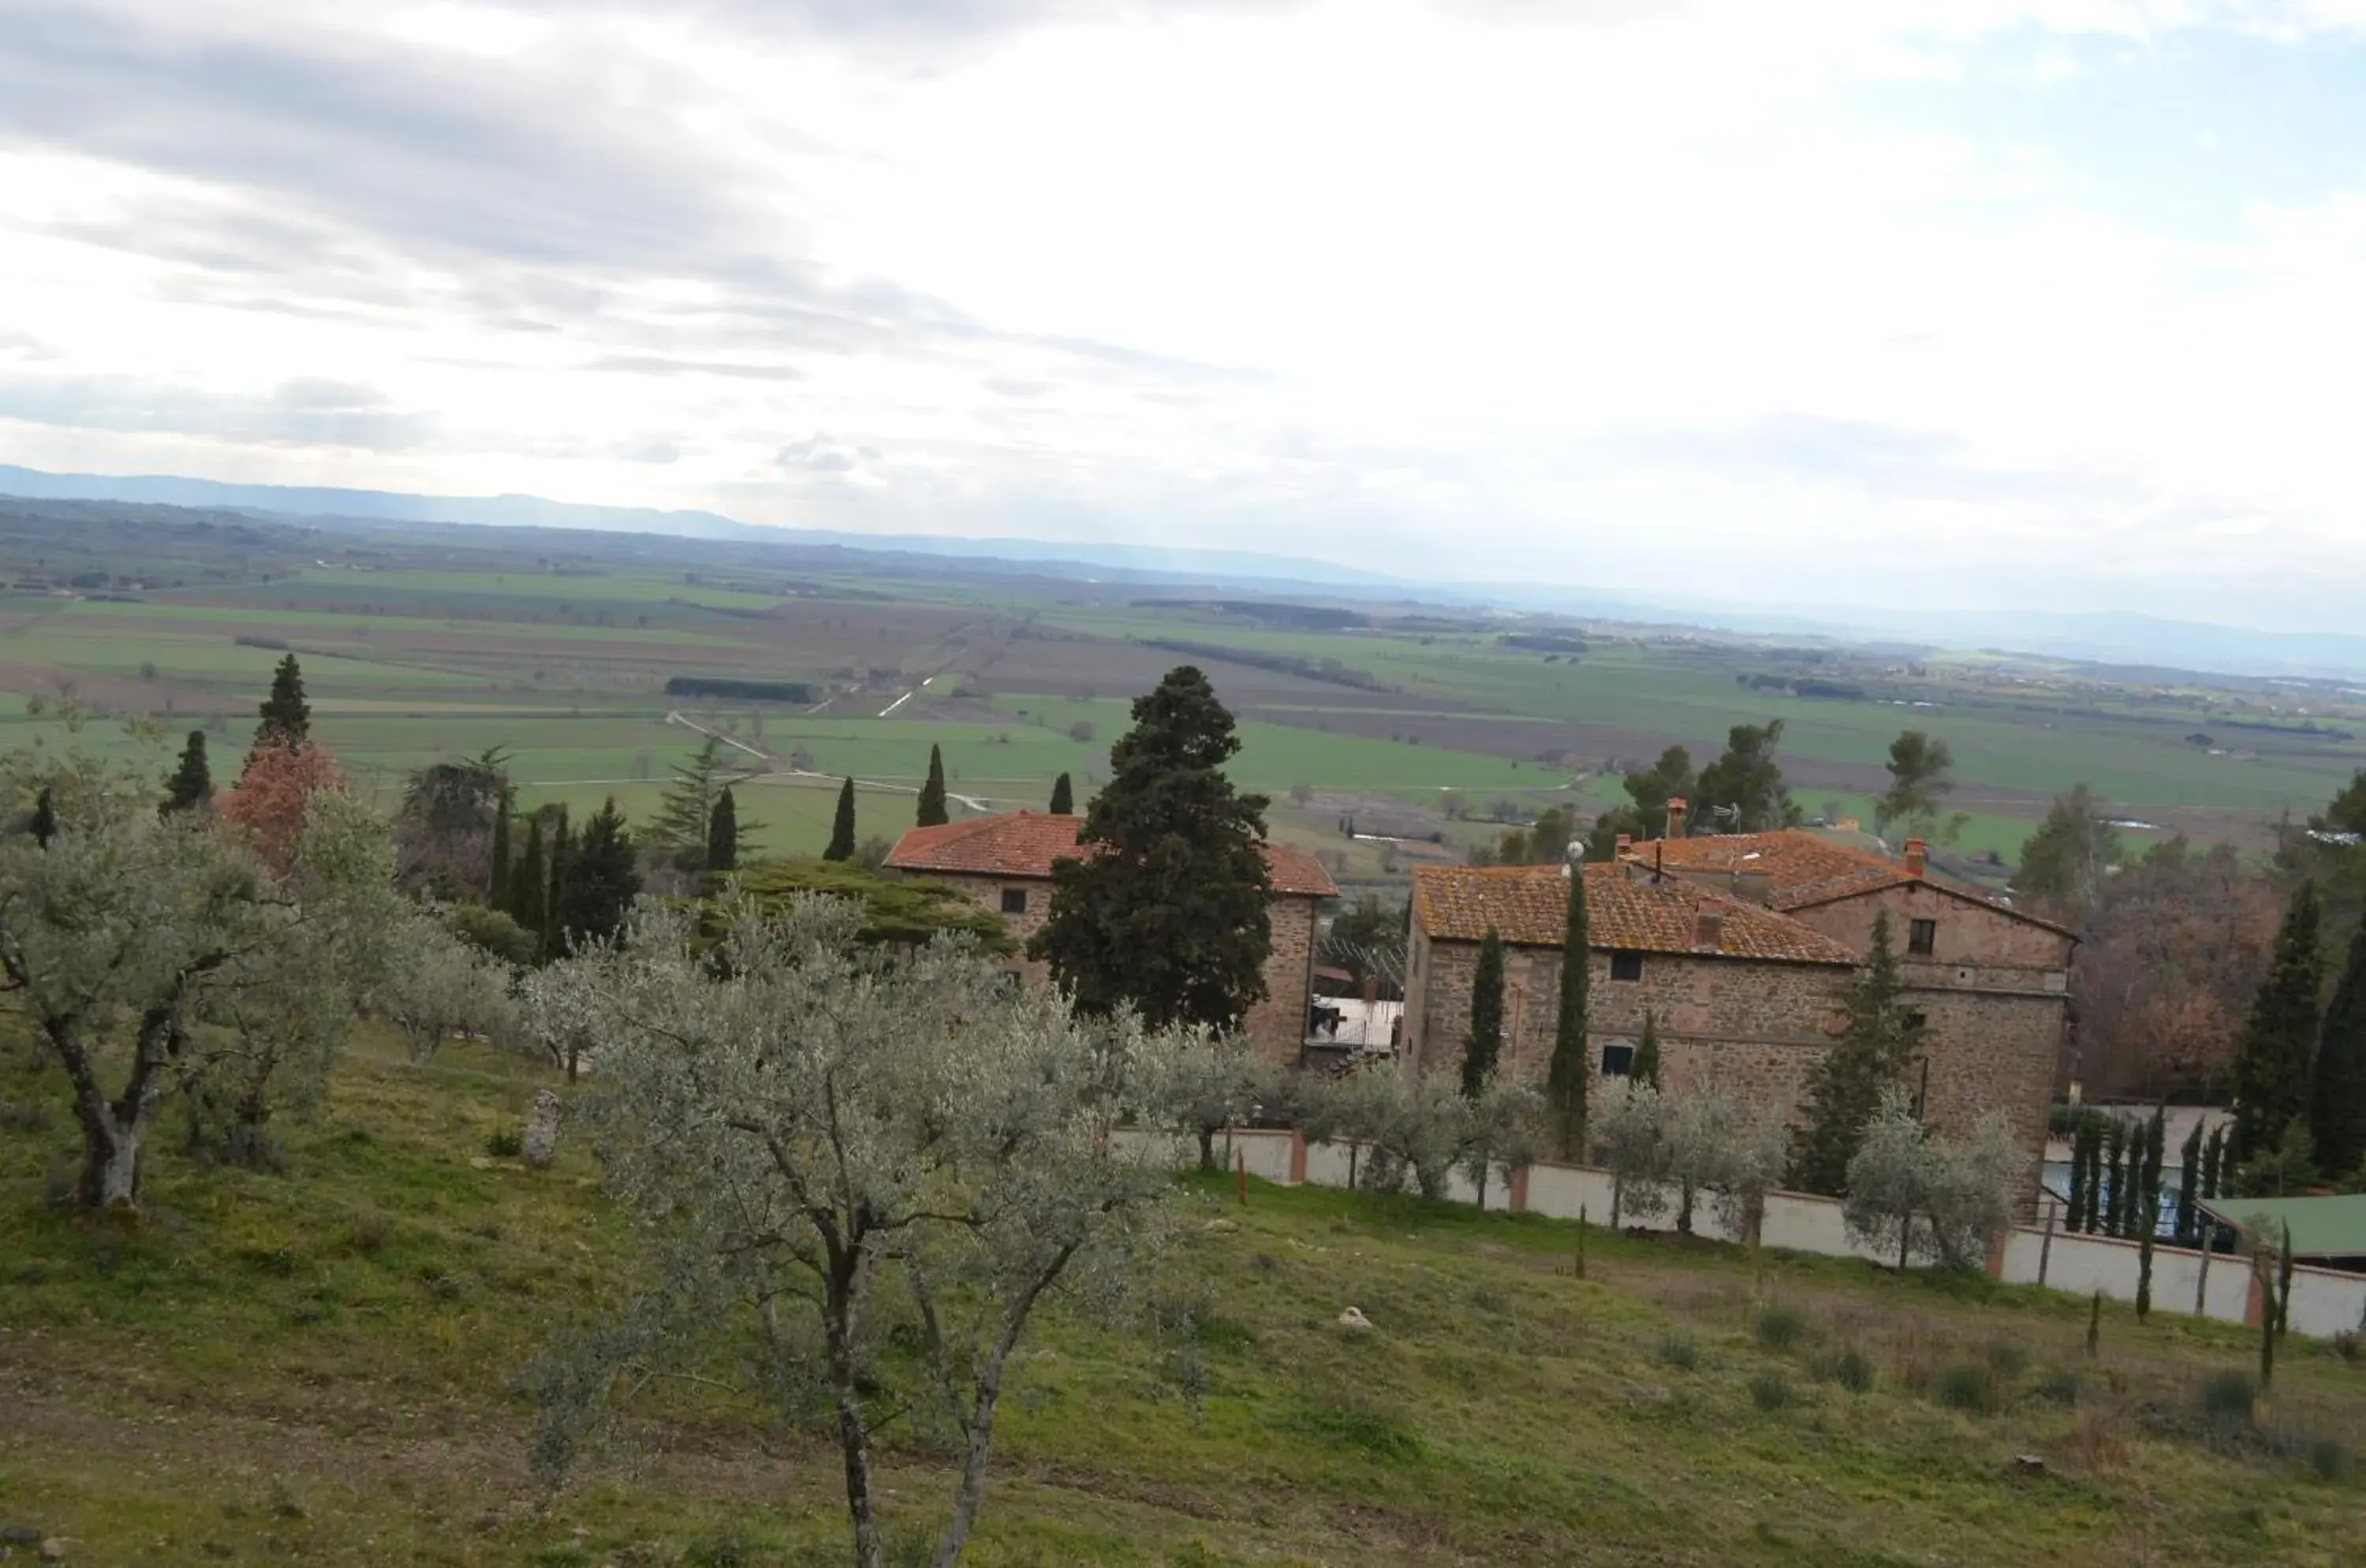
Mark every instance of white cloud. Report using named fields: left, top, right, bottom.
left=0, top=0, right=2361, bottom=629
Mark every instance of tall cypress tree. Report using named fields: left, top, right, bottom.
left=2202, top=1123, right=2226, bottom=1200
left=825, top=777, right=857, bottom=862
left=707, top=786, right=738, bottom=874
left=2103, top=1118, right=2129, bottom=1236
left=555, top=797, right=642, bottom=949
left=916, top=745, right=950, bottom=827
left=162, top=730, right=212, bottom=814
left=542, top=808, right=572, bottom=964
left=509, top=815, right=547, bottom=939
left=1049, top=772, right=1074, bottom=816
left=2175, top=1119, right=2203, bottom=1244
left=1028, top=666, right=1273, bottom=1033
left=2064, top=1118, right=2087, bottom=1232
left=488, top=804, right=512, bottom=910
left=29, top=786, right=56, bottom=847
left=1462, top=928, right=1506, bottom=1099
left=2312, top=924, right=2366, bottom=1180
left=254, top=653, right=310, bottom=750
left=1632, top=1010, right=1663, bottom=1089
left=2231, top=880, right=2325, bottom=1165
left=1543, top=867, right=1591, bottom=1159
left=2137, top=1107, right=2166, bottom=1241
left=1789, top=911, right=1926, bottom=1196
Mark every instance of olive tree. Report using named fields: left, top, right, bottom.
left=1707, top=1111, right=1792, bottom=1247
left=380, top=911, right=519, bottom=1065
left=1842, top=1088, right=2020, bottom=1270
left=1161, top=1031, right=1277, bottom=1173
left=522, top=895, right=1191, bottom=1568
left=1591, top=1080, right=1669, bottom=1228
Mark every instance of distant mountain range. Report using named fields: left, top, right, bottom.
left=6, top=463, right=2365, bottom=681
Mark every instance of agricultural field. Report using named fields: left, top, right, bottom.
left=3, top=496, right=2363, bottom=882
left=3, top=1029, right=2361, bottom=1566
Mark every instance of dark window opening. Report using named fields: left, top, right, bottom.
left=1609, top=950, right=1644, bottom=982
left=1909, top=918, right=1936, bottom=957
left=1001, top=887, right=1028, bottom=915
left=996, top=969, right=1024, bottom=995
left=1600, top=1043, right=1635, bottom=1077
left=1905, top=1010, right=1928, bottom=1033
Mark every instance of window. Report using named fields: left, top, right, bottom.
left=1001, top=887, right=1028, bottom=915
left=1599, top=1043, right=1635, bottom=1077
left=1609, top=950, right=1644, bottom=982
left=1908, top=918, right=1936, bottom=957
left=1904, top=1011, right=1928, bottom=1033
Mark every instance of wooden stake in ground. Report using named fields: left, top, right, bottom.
left=1576, top=1204, right=1588, bottom=1280
left=1236, top=1147, right=1248, bottom=1208
left=2086, top=1290, right=2102, bottom=1359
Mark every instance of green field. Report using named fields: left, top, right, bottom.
left=4, top=1029, right=2360, bottom=1566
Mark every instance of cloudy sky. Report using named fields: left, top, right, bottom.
left=1, top=1, right=2362, bottom=628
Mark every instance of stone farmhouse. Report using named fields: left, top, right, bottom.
left=1407, top=805, right=2077, bottom=1175
left=886, top=811, right=1338, bottom=1065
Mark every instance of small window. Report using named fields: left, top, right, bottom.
left=1600, top=1043, right=1635, bottom=1077
left=996, top=969, right=1024, bottom=995
left=1609, top=950, right=1644, bottom=982
left=1904, top=1011, right=1928, bottom=1033
left=1001, top=887, right=1028, bottom=915
left=1908, top=918, right=1936, bottom=957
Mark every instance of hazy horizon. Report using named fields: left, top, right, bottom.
left=3, top=2, right=2363, bottom=633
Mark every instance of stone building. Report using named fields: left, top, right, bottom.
left=885, top=810, right=1336, bottom=1064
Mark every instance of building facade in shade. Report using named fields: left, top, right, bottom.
left=886, top=810, right=1336, bottom=1065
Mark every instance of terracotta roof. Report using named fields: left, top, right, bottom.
left=886, top=811, right=1337, bottom=898
left=1413, top=863, right=1857, bottom=967
left=1621, top=828, right=2077, bottom=936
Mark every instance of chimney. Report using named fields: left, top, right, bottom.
left=1904, top=838, right=1927, bottom=878
left=1695, top=895, right=1726, bottom=951
left=1614, top=832, right=1633, bottom=855
left=1362, top=974, right=1379, bottom=1007
left=1664, top=797, right=1689, bottom=840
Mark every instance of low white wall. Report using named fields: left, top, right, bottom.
left=1170, top=1128, right=2366, bottom=1339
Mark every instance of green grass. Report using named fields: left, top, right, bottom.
left=4, top=1030, right=2363, bottom=1565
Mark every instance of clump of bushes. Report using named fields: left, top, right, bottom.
left=1935, top=1363, right=1998, bottom=1413
left=1658, top=1333, right=1700, bottom=1372
left=1815, top=1348, right=1875, bottom=1393
left=2200, top=1370, right=2257, bottom=1424
left=1754, top=1306, right=1806, bottom=1352
left=1748, top=1373, right=1793, bottom=1411
left=2035, top=1367, right=2081, bottom=1406
left=484, top=1126, right=525, bottom=1159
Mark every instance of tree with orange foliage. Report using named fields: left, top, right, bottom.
left=219, top=740, right=348, bottom=874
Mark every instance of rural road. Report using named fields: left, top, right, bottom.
left=664, top=708, right=999, bottom=813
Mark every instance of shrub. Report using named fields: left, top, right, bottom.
left=1935, top=1363, right=1998, bottom=1413
left=1658, top=1334, right=1700, bottom=1372
left=1816, top=1348, right=1875, bottom=1393
left=1754, top=1306, right=1806, bottom=1352
left=2035, top=1367, right=2081, bottom=1406
left=484, top=1127, right=525, bottom=1159
left=2200, top=1369, right=2256, bottom=1424
left=2306, top=1435, right=2353, bottom=1483
left=347, top=1212, right=395, bottom=1256
left=1983, top=1340, right=2030, bottom=1380
left=1748, top=1373, right=1793, bottom=1411
left=2333, top=1328, right=2360, bottom=1365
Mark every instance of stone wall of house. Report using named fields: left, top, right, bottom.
left=1244, top=894, right=1321, bottom=1066
left=931, top=873, right=1053, bottom=980
left=1786, top=884, right=2073, bottom=985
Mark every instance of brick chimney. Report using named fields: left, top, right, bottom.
left=1614, top=832, right=1633, bottom=854
left=1664, top=797, right=1689, bottom=840
left=1695, top=895, right=1726, bottom=951
left=1904, top=838, right=1927, bottom=878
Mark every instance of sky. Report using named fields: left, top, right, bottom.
left=1, top=0, right=2363, bottom=629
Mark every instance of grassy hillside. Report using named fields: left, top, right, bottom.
left=4, top=1031, right=2362, bottom=1566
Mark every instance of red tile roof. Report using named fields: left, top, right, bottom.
left=1621, top=829, right=2077, bottom=936
left=886, top=811, right=1337, bottom=898
left=1413, top=863, right=1857, bottom=966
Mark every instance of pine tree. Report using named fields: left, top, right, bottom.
left=29, top=786, right=56, bottom=847
left=2176, top=1118, right=2203, bottom=1244
left=707, top=786, right=738, bottom=874
left=647, top=737, right=740, bottom=873
left=509, top=815, right=547, bottom=939
left=825, top=777, right=857, bottom=862
left=162, top=730, right=212, bottom=814
left=2312, top=924, right=2366, bottom=1180
left=1789, top=911, right=1926, bottom=1196
left=253, top=653, right=310, bottom=750
left=541, top=809, right=571, bottom=964
left=488, top=804, right=512, bottom=910
left=2231, top=880, right=2325, bottom=1165
left=1049, top=772, right=1074, bottom=815
left=1028, top=666, right=1273, bottom=1033
left=916, top=745, right=950, bottom=827
left=1462, top=928, right=1506, bottom=1099
left=1543, top=867, right=1591, bottom=1159
left=1632, top=1010, right=1663, bottom=1089
left=554, top=797, right=642, bottom=952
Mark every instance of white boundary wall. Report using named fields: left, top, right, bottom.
left=1173, top=1129, right=2366, bottom=1340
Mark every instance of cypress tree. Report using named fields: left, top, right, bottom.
left=1543, top=866, right=1591, bottom=1159
left=2063, top=1119, right=2084, bottom=1232
left=1049, top=772, right=1074, bottom=815
left=509, top=815, right=546, bottom=939
left=542, top=809, right=571, bottom=964
left=1789, top=911, right=1925, bottom=1196
left=707, top=786, right=738, bottom=874
left=1632, top=1009, right=1663, bottom=1090
left=2202, top=1123, right=2226, bottom=1200
left=2231, top=881, right=2325, bottom=1165
left=2137, top=1107, right=2166, bottom=1241
left=488, top=805, right=512, bottom=910
left=162, top=730, right=212, bottom=814
left=825, top=777, right=857, bottom=862
left=2312, top=924, right=2366, bottom=1180
left=916, top=745, right=950, bottom=827
left=2081, top=1117, right=2106, bottom=1231
left=2176, top=1119, right=2203, bottom=1245
left=29, top=786, right=56, bottom=847
left=1028, top=666, right=1274, bottom=1033
left=2068, top=1117, right=2095, bottom=1232
left=253, top=653, right=310, bottom=749
left=2103, top=1118, right=2128, bottom=1236
left=1462, top=928, right=1506, bottom=1099
left=555, top=797, right=642, bottom=950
